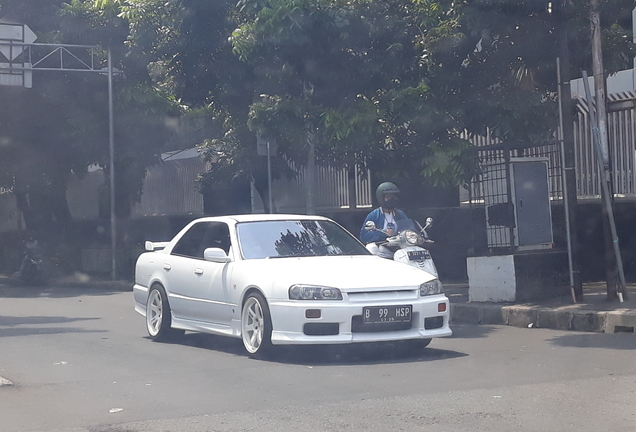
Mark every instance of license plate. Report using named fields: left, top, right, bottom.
left=363, top=305, right=412, bottom=324
left=407, top=250, right=430, bottom=261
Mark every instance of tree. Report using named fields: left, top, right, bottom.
left=0, top=0, right=180, bottom=236
left=417, top=0, right=635, bottom=146
left=226, top=0, right=481, bottom=210
left=174, top=0, right=635, bottom=209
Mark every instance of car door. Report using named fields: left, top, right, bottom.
left=167, top=221, right=233, bottom=327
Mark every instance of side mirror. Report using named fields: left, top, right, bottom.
left=364, top=221, right=377, bottom=231
left=145, top=241, right=169, bottom=251
left=424, top=217, right=433, bottom=229
left=204, top=247, right=231, bottom=263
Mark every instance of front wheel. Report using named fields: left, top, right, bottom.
left=146, top=285, right=182, bottom=341
left=241, top=292, right=273, bottom=356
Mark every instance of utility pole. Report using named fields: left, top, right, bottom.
left=555, top=0, right=583, bottom=301
left=589, top=0, right=627, bottom=301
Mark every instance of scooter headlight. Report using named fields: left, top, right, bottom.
left=403, top=230, right=420, bottom=245
left=420, top=279, right=443, bottom=296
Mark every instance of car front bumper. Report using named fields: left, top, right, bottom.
left=268, top=294, right=451, bottom=345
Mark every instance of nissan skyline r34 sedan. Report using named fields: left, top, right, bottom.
left=133, top=214, right=452, bottom=356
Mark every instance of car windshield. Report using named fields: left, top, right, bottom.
left=237, top=220, right=370, bottom=259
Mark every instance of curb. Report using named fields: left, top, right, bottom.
left=450, top=303, right=636, bottom=334
left=0, top=376, right=13, bottom=387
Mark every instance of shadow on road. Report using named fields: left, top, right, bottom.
left=157, top=332, right=468, bottom=366
left=0, top=315, right=104, bottom=337
left=547, top=332, right=636, bottom=350
left=446, top=323, right=498, bottom=339
left=0, top=280, right=131, bottom=299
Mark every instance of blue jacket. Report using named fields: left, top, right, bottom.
left=359, top=207, right=408, bottom=244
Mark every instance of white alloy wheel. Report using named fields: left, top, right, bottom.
left=146, top=285, right=182, bottom=341
left=146, top=288, right=164, bottom=337
left=241, top=293, right=272, bottom=355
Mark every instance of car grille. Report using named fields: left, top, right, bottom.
left=351, top=315, right=414, bottom=333
left=346, top=289, right=419, bottom=302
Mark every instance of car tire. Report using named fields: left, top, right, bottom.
left=241, top=292, right=273, bottom=357
left=146, top=285, right=182, bottom=341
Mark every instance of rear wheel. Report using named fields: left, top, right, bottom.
left=241, top=292, right=273, bottom=356
left=146, top=285, right=182, bottom=341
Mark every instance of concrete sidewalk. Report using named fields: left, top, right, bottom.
left=446, top=282, right=636, bottom=334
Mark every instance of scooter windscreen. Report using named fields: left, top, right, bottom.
left=396, top=218, right=417, bottom=232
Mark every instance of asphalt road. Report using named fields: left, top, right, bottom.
left=1, top=284, right=636, bottom=432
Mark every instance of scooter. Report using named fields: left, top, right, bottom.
left=364, top=217, right=439, bottom=278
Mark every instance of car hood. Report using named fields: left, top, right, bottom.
left=236, top=255, right=436, bottom=292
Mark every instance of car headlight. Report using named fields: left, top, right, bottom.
left=420, top=279, right=443, bottom=296
left=289, top=284, right=343, bottom=300
left=403, top=230, right=420, bottom=245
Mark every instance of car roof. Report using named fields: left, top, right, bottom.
left=191, top=214, right=332, bottom=224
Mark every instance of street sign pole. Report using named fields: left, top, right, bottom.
left=0, top=21, right=121, bottom=280
left=108, top=48, right=117, bottom=280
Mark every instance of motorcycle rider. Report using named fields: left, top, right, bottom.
left=359, top=182, right=409, bottom=245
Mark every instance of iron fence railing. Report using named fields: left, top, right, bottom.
left=574, top=92, right=636, bottom=198
left=251, top=162, right=373, bottom=213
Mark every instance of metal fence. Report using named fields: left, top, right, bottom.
left=465, top=132, right=563, bottom=249
left=465, top=90, right=636, bottom=250
left=251, top=163, right=374, bottom=213
left=574, top=92, right=636, bottom=198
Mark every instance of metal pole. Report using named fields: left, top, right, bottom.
left=267, top=140, right=273, bottom=214
left=503, top=149, right=515, bottom=251
left=306, top=128, right=316, bottom=215
left=556, top=57, right=577, bottom=303
left=554, top=0, right=583, bottom=300
left=108, top=48, right=117, bottom=280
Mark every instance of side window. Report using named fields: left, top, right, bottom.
left=171, top=222, right=208, bottom=258
left=201, top=222, right=231, bottom=255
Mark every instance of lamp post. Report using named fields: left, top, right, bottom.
left=107, top=48, right=117, bottom=281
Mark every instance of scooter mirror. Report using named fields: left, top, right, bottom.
left=364, top=221, right=377, bottom=231
left=425, top=217, right=433, bottom=228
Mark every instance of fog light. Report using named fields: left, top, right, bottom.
left=438, top=303, right=447, bottom=312
left=306, top=309, right=321, bottom=319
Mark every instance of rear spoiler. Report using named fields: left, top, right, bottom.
left=145, top=241, right=169, bottom=251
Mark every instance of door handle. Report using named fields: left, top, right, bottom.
left=194, top=268, right=204, bottom=275
left=163, top=264, right=171, bottom=271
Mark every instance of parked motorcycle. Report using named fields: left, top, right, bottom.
left=364, top=217, right=439, bottom=278
left=19, top=237, right=45, bottom=285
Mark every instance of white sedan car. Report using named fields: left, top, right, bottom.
left=133, top=214, right=452, bottom=356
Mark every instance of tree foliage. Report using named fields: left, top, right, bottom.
left=0, top=0, right=181, bottom=236
left=211, top=0, right=634, bottom=196
left=1, top=0, right=634, bottom=225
